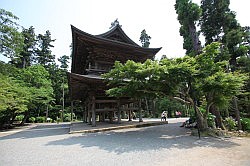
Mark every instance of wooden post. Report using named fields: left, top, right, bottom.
left=109, top=111, right=113, bottom=123
left=117, top=99, right=121, bottom=124
left=82, top=104, right=86, bottom=123
left=139, top=99, right=143, bottom=122
left=128, top=104, right=132, bottom=121
left=88, top=102, right=91, bottom=124
left=91, top=95, right=96, bottom=127
left=71, top=101, right=74, bottom=122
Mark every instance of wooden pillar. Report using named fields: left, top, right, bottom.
left=99, top=112, right=104, bottom=122
left=139, top=99, right=143, bottom=122
left=117, top=99, right=121, bottom=124
left=91, top=95, right=96, bottom=127
left=109, top=111, right=113, bottom=123
left=88, top=102, right=91, bottom=124
left=127, top=104, right=131, bottom=121
left=82, top=103, right=87, bottom=123
left=71, top=101, right=74, bottom=122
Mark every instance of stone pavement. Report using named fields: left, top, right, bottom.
left=69, top=118, right=168, bottom=134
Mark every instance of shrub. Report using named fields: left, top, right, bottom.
left=241, top=118, right=250, bottom=132
left=56, top=117, right=61, bottom=123
left=207, top=113, right=216, bottom=128
left=36, top=116, right=45, bottom=123
left=29, top=117, right=36, bottom=123
left=63, top=113, right=75, bottom=122
left=15, top=115, right=24, bottom=121
left=224, top=117, right=236, bottom=131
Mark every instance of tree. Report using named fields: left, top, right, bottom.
left=0, top=9, right=24, bottom=60
left=175, top=0, right=202, bottom=56
left=11, top=26, right=37, bottom=68
left=35, top=30, right=55, bottom=67
left=199, top=0, right=248, bottom=68
left=103, top=43, right=246, bottom=131
left=0, top=74, right=29, bottom=127
left=16, top=65, right=54, bottom=120
left=19, top=26, right=36, bottom=68
left=139, top=29, right=151, bottom=48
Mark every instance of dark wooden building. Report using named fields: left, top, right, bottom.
left=68, top=24, right=161, bottom=126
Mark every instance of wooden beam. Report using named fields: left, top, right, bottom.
left=121, top=107, right=139, bottom=111
left=96, top=108, right=116, bottom=112
left=95, top=100, right=118, bottom=103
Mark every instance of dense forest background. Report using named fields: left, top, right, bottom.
left=0, top=9, right=75, bottom=128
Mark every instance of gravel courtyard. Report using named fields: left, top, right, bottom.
left=0, top=118, right=250, bottom=166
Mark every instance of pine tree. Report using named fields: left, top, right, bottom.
left=139, top=29, right=151, bottom=48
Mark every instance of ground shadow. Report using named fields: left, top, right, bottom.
left=0, top=124, right=70, bottom=140
left=45, top=122, right=240, bottom=154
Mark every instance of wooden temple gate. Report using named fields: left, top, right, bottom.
left=68, top=23, right=161, bottom=126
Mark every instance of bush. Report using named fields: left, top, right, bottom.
left=15, top=115, right=24, bottom=121
left=63, top=113, right=75, bottom=122
left=224, top=117, right=236, bottom=131
left=241, top=118, right=250, bottom=132
left=29, top=117, right=36, bottom=123
left=36, top=116, right=45, bottom=123
left=207, top=113, right=216, bottom=128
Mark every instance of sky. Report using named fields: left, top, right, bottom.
left=1, top=0, right=250, bottom=63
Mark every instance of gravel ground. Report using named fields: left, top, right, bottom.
left=0, top=118, right=249, bottom=166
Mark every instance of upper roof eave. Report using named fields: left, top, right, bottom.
left=71, top=25, right=162, bottom=54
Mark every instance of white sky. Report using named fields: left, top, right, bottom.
left=1, top=0, right=250, bottom=63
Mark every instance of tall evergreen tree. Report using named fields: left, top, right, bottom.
left=175, top=0, right=202, bottom=56
left=17, top=26, right=36, bottom=68
left=200, top=0, right=230, bottom=44
left=35, top=30, right=55, bottom=67
left=139, top=29, right=151, bottom=48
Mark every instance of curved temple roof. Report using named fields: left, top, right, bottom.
left=71, top=25, right=162, bottom=54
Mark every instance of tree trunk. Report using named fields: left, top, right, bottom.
left=210, top=105, right=225, bottom=130
left=233, top=96, right=242, bottom=130
left=188, top=24, right=202, bottom=55
left=21, top=111, right=28, bottom=125
left=195, top=105, right=208, bottom=131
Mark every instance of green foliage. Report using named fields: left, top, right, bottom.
left=63, top=113, right=75, bottom=122
left=36, top=116, right=45, bottom=123
left=224, top=117, right=237, bottom=131
left=16, top=26, right=36, bottom=68
left=200, top=0, right=232, bottom=44
left=17, top=65, right=54, bottom=108
left=0, top=9, right=72, bottom=127
left=28, top=117, right=36, bottom=123
left=175, top=0, right=202, bottom=55
left=0, top=73, right=29, bottom=126
left=207, top=113, right=216, bottom=128
left=241, top=118, right=250, bottom=132
left=104, top=43, right=246, bottom=130
left=15, top=115, right=24, bottom=121
left=35, top=30, right=55, bottom=66
left=157, top=97, right=186, bottom=118
left=0, top=8, right=24, bottom=58
left=58, top=55, right=70, bottom=70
